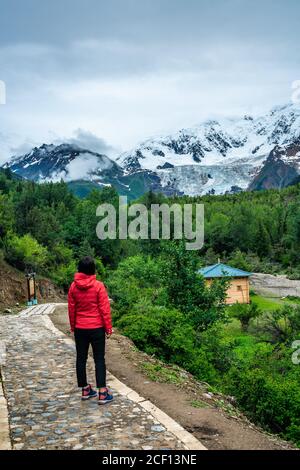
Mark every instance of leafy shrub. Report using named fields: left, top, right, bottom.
left=196, top=325, right=236, bottom=375
left=117, top=302, right=194, bottom=360
left=285, top=268, right=300, bottom=280
left=4, top=233, right=49, bottom=272
left=52, top=260, right=77, bottom=290
left=50, top=243, right=74, bottom=266
left=228, top=249, right=252, bottom=272
left=225, top=367, right=300, bottom=446
left=230, top=302, right=262, bottom=331
left=256, top=305, right=300, bottom=344
left=0, top=194, right=15, bottom=240
left=160, top=242, right=229, bottom=331
left=186, top=349, right=220, bottom=385
left=95, top=258, right=106, bottom=280
left=106, top=255, right=167, bottom=318
left=110, top=255, right=162, bottom=288
left=117, top=301, right=222, bottom=384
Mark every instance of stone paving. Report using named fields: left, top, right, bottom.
left=0, top=305, right=197, bottom=450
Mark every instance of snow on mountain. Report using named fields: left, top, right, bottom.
left=2, top=142, right=172, bottom=200
left=249, top=142, right=300, bottom=191
left=3, top=143, right=118, bottom=183
left=3, top=103, right=300, bottom=197
left=117, top=103, right=300, bottom=195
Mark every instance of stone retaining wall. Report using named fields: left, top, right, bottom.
left=250, top=273, right=300, bottom=298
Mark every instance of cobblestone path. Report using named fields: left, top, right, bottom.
left=0, top=305, right=203, bottom=450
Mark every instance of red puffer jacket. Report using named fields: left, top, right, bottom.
left=68, top=273, right=112, bottom=333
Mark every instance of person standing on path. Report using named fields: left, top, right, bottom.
left=68, top=256, right=113, bottom=404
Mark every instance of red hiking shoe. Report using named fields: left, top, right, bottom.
left=98, top=387, right=114, bottom=405
left=81, top=384, right=98, bottom=400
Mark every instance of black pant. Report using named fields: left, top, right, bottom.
left=74, top=328, right=106, bottom=388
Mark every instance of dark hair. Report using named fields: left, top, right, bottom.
left=78, top=256, right=96, bottom=275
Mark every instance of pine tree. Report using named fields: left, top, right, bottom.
left=256, top=220, right=272, bottom=259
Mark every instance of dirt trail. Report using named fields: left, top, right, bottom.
left=51, top=305, right=295, bottom=451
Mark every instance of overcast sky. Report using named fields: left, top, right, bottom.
left=0, top=0, right=300, bottom=163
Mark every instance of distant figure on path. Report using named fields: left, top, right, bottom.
left=68, top=256, right=113, bottom=404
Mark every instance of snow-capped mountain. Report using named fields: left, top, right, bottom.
left=2, top=143, right=171, bottom=199
left=249, top=141, right=300, bottom=191
left=3, top=143, right=121, bottom=183
left=3, top=103, right=300, bottom=198
left=117, top=103, right=300, bottom=195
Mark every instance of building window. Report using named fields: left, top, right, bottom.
left=237, top=285, right=242, bottom=291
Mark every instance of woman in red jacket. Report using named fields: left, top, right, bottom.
left=68, top=256, right=113, bottom=404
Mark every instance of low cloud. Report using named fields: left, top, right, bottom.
left=64, top=129, right=116, bottom=157
left=65, top=153, right=106, bottom=181
left=51, top=152, right=113, bottom=182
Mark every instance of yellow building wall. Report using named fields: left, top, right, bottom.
left=205, top=277, right=250, bottom=304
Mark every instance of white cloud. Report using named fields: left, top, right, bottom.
left=65, top=153, right=107, bottom=181
left=56, top=129, right=116, bottom=157
left=0, top=0, right=300, bottom=164
left=49, top=152, right=113, bottom=182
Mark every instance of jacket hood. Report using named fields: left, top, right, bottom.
left=74, top=272, right=97, bottom=290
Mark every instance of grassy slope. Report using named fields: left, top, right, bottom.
left=250, top=293, right=284, bottom=311
left=223, top=292, right=299, bottom=359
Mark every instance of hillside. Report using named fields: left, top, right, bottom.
left=0, top=258, right=65, bottom=311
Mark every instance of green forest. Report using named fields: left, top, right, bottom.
left=0, top=167, right=300, bottom=447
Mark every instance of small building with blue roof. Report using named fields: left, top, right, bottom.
left=198, top=263, right=252, bottom=304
